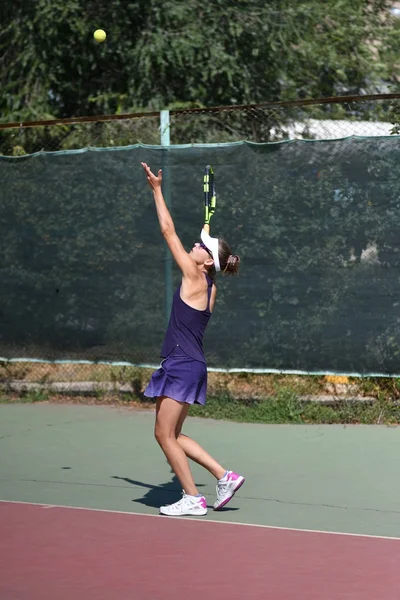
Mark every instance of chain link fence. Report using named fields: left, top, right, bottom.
left=1, top=95, right=400, bottom=155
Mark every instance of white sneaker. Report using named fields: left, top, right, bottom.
left=213, top=471, right=245, bottom=510
left=159, top=492, right=208, bottom=516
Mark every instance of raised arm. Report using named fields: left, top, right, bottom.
left=141, top=162, right=199, bottom=279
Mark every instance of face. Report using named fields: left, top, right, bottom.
left=191, top=242, right=213, bottom=262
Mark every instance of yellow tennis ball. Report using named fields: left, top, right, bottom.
left=94, top=29, right=106, bottom=43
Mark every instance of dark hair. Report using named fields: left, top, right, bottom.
left=219, top=239, right=240, bottom=275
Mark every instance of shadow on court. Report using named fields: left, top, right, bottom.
left=112, top=473, right=183, bottom=508
left=111, top=473, right=238, bottom=511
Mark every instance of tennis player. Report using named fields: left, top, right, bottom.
left=141, top=162, right=245, bottom=516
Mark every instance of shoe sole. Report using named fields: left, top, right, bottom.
left=159, top=508, right=208, bottom=516
left=213, top=477, right=245, bottom=511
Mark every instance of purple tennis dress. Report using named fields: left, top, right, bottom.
left=144, top=274, right=213, bottom=405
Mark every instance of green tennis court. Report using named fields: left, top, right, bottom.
left=1, top=403, right=400, bottom=599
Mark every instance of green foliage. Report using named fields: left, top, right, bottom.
left=389, top=100, right=400, bottom=134
left=0, top=390, right=50, bottom=404
left=189, top=390, right=400, bottom=424
left=1, top=0, right=399, bottom=124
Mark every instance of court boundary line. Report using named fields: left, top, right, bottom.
left=1, top=499, right=400, bottom=542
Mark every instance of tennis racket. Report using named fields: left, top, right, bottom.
left=203, top=165, right=217, bottom=230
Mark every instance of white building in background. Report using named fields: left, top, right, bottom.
left=391, top=1, right=400, bottom=18
left=278, top=119, right=396, bottom=140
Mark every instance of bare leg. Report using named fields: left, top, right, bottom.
left=154, top=396, right=198, bottom=496
left=174, top=409, right=226, bottom=480
left=177, top=435, right=226, bottom=480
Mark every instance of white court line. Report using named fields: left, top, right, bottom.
left=1, top=499, right=400, bottom=542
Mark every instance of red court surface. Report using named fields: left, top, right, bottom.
left=1, top=501, right=400, bottom=600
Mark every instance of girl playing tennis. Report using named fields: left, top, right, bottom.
left=141, top=162, right=245, bottom=516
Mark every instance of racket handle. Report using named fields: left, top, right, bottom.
left=203, top=224, right=210, bottom=234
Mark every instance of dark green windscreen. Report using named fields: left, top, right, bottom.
left=1, top=137, right=400, bottom=374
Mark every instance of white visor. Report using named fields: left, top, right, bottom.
left=201, top=228, right=221, bottom=272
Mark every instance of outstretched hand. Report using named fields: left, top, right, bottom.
left=141, top=162, right=162, bottom=191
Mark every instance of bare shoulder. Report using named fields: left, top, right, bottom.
left=180, top=273, right=217, bottom=311
left=181, top=270, right=209, bottom=294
